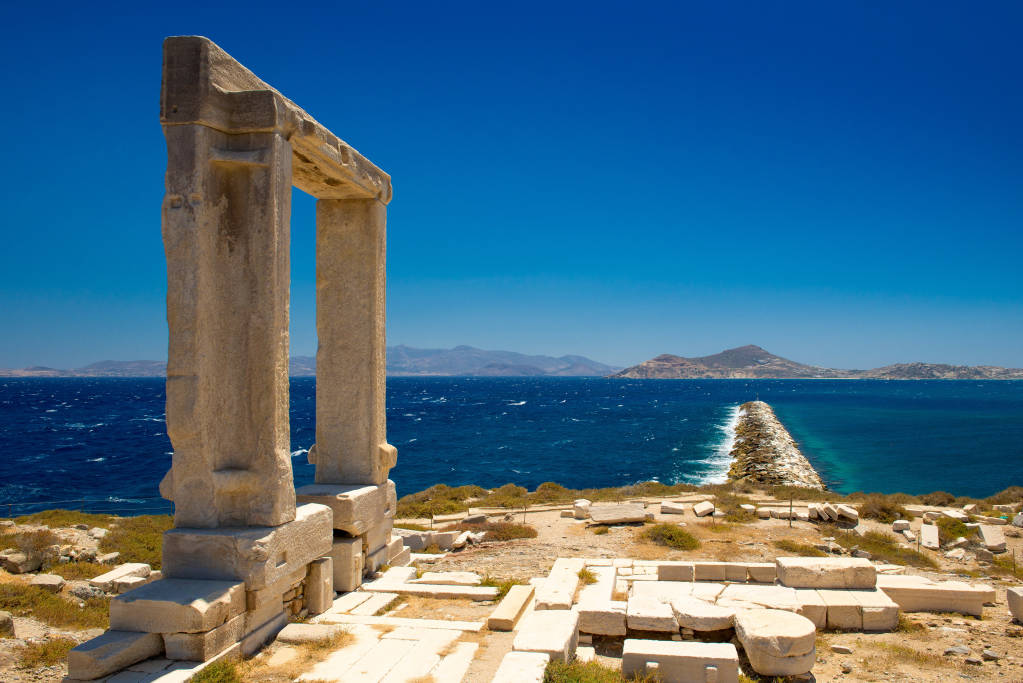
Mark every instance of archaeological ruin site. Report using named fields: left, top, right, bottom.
left=16, top=36, right=1013, bottom=683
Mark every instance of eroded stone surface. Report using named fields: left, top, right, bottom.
left=622, top=640, right=739, bottom=683
left=68, top=631, right=164, bottom=680
left=775, top=557, right=876, bottom=589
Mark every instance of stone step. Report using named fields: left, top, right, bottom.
left=487, top=584, right=535, bottom=631
left=513, top=609, right=580, bottom=663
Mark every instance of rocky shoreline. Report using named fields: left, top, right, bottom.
left=727, top=400, right=825, bottom=489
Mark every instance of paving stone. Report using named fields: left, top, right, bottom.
left=876, top=574, right=994, bottom=617
left=492, top=650, right=550, bottom=683
left=90, top=563, right=152, bottom=592
left=627, top=595, right=678, bottom=632
left=513, top=609, right=580, bottom=663
left=349, top=592, right=398, bottom=616
left=534, top=558, right=584, bottom=610
left=577, top=599, right=627, bottom=636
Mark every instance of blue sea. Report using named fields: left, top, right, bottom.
left=1, top=378, right=1022, bottom=516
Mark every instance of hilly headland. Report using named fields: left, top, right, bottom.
left=613, top=344, right=1023, bottom=380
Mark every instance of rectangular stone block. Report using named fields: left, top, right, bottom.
left=535, top=558, right=584, bottom=610
left=658, top=562, right=695, bottom=582
left=1008, top=587, right=1022, bottom=622
left=978, top=525, right=1006, bottom=552
left=920, top=523, right=939, bottom=549
left=246, top=566, right=305, bottom=612
left=90, top=563, right=152, bottom=592
left=876, top=575, right=994, bottom=617
left=390, top=545, right=411, bottom=567
left=329, top=536, right=364, bottom=593
left=851, top=589, right=899, bottom=631
left=622, top=640, right=739, bottom=683
left=306, top=557, right=333, bottom=616
left=110, top=579, right=244, bottom=634
left=364, top=544, right=388, bottom=575
left=577, top=599, right=627, bottom=636
left=589, top=504, right=646, bottom=524
left=487, top=584, right=535, bottom=631
left=817, top=590, right=862, bottom=630
left=513, top=609, right=580, bottom=663
left=776, top=557, right=876, bottom=589
left=162, top=503, right=332, bottom=589
left=164, top=612, right=245, bottom=661
left=295, top=483, right=388, bottom=535
left=718, top=584, right=801, bottom=612
left=660, top=502, right=687, bottom=515
left=493, top=651, right=550, bottom=683
left=627, top=596, right=678, bottom=632
left=746, top=563, right=777, bottom=583
left=794, top=589, right=827, bottom=629
left=693, top=501, right=715, bottom=517
left=693, top=562, right=729, bottom=581
left=363, top=514, right=395, bottom=554
left=68, top=630, right=164, bottom=680
left=386, top=534, right=404, bottom=562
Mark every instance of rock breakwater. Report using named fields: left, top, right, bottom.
left=727, top=401, right=825, bottom=489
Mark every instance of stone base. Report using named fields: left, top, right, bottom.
left=330, top=537, right=365, bottom=592
left=161, top=503, right=332, bottom=589
left=295, top=481, right=394, bottom=535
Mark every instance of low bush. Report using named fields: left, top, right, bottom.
left=918, top=491, right=956, bottom=507
left=99, top=514, right=172, bottom=569
left=855, top=494, right=909, bottom=524
left=986, top=486, right=1023, bottom=506
left=772, top=539, right=826, bottom=557
left=0, top=528, right=60, bottom=554
left=395, top=484, right=488, bottom=519
left=935, top=516, right=971, bottom=544
left=441, top=520, right=538, bottom=541
left=0, top=583, right=109, bottom=629
left=640, top=524, right=700, bottom=551
left=16, top=637, right=78, bottom=668
left=592, top=526, right=609, bottom=536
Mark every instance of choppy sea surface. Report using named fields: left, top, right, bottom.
left=1, top=377, right=1021, bottom=516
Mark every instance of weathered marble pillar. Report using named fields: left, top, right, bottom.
left=161, top=123, right=296, bottom=528
left=311, top=198, right=396, bottom=486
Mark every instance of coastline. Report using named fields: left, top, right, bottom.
left=727, top=400, right=826, bottom=489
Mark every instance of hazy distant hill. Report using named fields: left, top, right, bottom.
left=0, top=346, right=619, bottom=378
left=613, top=345, right=1023, bottom=380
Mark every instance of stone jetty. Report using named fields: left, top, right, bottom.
left=727, top=401, right=825, bottom=489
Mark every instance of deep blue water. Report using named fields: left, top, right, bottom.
left=1, top=377, right=1021, bottom=516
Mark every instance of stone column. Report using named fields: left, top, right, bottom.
left=311, top=198, right=396, bottom=486
left=161, top=124, right=296, bottom=529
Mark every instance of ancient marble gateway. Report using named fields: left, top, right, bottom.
left=68, top=36, right=405, bottom=679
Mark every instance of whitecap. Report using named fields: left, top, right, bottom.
left=508, top=400, right=526, bottom=406
left=689, top=404, right=743, bottom=485
left=291, top=448, right=309, bottom=457
left=87, top=457, right=106, bottom=463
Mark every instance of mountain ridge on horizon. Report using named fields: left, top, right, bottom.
left=0, top=345, right=621, bottom=378
left=613, top=344, right=1023, bottom=380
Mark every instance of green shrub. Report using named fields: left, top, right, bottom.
left=0, top=528, right=60, bottom=554
left=532, top=482, right=572, bottom=502
left=0, top=584, right=109, bottom=629
left=935, top=517, right=971, bottom=544
left=100, top=515, right=172, bottom=569
left=641, top=524, right=700, bottom=550
left=480, top=576, right=527, bottom=599
left=47, top=561, right=108, bottom=580
left=986, top=486, right=1023, bottom=506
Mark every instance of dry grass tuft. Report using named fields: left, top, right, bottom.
left=0, top=583, right=109, bottom=629
left=16, top=637, right=78, bottom=668
left=772, top=539, right=826, bottom=557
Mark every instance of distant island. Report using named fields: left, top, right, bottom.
left=0, top=345, right=621, bottom=378
left=613, top=344, right=1023, bottom=380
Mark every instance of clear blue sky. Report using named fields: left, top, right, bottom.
left=1, top=1, right=1021, bottom=369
